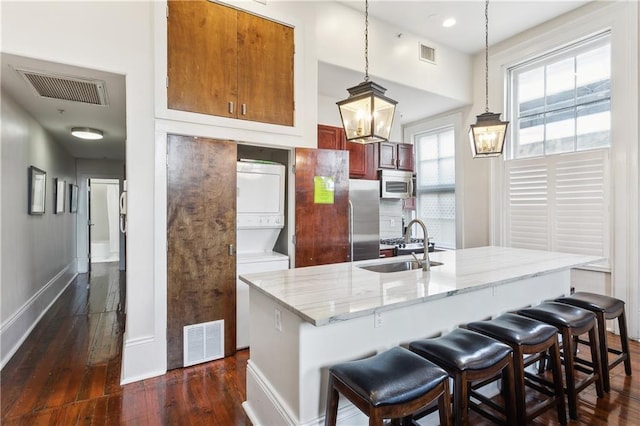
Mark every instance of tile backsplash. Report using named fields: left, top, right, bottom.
left=379, top=199, right=403, bottom=238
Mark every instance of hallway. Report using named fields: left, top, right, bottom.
left=0, top=263, right=250, bottom=425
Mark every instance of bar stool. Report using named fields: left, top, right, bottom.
left=467, top=313, right=567, bottom=425
left=556, top=292, right=632, bottom=392
left=518, top=302, right=604, bottom=420
left=409, top=328, right=517, bottom=426
left=325, top=346, right=452, bottom=426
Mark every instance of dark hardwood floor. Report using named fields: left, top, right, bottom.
left=1, top=262, right=638, bottom=425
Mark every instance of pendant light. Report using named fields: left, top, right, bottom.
left=469, top=0, right=509, bottom=158
left=337, top=0, right=397, bottom=144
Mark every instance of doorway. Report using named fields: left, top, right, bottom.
left=89, top=178, right=121, bottom=263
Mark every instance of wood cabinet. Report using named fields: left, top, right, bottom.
left=167, top=0, right=294, bottom=126
left=379, top=248, right=396, bottom=258
left=317, top=125, right=345, bottom=150
left=378, top=142, right=414, bottom=172
left=167, top=135, right=237, bottom=369
left=295, top=149, right=350, bottom=267
left=317, top=125, right=377, bottom=180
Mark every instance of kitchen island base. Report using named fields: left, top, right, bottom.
left=242, top=269, right=571, bottom=425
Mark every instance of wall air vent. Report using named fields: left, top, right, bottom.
left=15, top=68, right=109, bottom=106
left=183, top=319, right=224, bottom=367
left=419, top=43, right=436, bottom=64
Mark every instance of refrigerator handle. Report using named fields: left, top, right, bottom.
left=348, top=200, right=354, bottom=262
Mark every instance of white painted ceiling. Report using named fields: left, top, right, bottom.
left=1, top=1, right=591, bottom=160
left=337, top=0, right=591, bottom=54
left=1, top=53, right=126, bottom=161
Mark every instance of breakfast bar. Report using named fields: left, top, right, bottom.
left=239, top=246, right=602, bottom=426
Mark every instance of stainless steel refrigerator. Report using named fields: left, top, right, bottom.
left=349, top=179, right=380, bottom=261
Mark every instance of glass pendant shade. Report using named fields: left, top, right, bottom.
left=337, top=81, right=397, bottom=144
left=469, top=112, right=509, bottom=157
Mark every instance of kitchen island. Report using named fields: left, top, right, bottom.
left=239, top=246, right=602, bottom=426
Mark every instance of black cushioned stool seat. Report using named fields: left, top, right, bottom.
left=556, top=292, right=632, bottom=392
left=467, top=313, right=567, bottom=425
left=325, top=346, right=452, bottom=426
left=518, top=302, right=604, bottom=420
left=409, top=328, right=517, bottom=426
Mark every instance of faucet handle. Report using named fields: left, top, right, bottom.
left=410, top=252, right=422, bottom=265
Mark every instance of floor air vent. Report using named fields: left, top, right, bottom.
left=183, top=319, right=224, bottom=367
left=15, top=68, right=109, bottom=106
left=419, top=43, right=436, bottom=64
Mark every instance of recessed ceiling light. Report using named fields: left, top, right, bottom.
left=442, top=18, right=456, bottom=28
left=71, top=127, right=103, bottom=140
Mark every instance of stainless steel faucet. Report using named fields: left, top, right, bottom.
left=404, top=218, right=430, bottom=271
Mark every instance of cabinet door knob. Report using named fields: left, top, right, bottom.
left=241, top=103, right=247, bottom=115
left=228, top=101, right=234, bottom=114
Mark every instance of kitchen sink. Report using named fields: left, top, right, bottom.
left=359, top=260, right=443, bottom=273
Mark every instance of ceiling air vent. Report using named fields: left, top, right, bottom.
left=15, top=68, right=109, bottom=106
left=419, top=43, right=436, bottom=64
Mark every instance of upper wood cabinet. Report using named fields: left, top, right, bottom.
left=378, top=142, right=414, bottom=172
left=317, top=124, right=345, bottom=150
left=167, top=0, right=294, bottom=126
left=317, top=125, right=377, bottom=179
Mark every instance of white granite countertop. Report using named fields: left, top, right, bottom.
left=239, top=246, right=602, bottom=326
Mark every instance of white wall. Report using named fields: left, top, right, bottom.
left=485, top=1, right=639, bottom=338
left=0, top=93, right=77, bottom=368
left=315, top=1, right=472, bottom=103
left=1, top=0, right=158, bottom=381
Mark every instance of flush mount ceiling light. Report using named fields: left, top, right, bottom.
left=442, top=17, right=456, bottom=28
left=71, top=127, right=103, bottom=140
left=469, top=0, right=509, bottom=158
left=337, top=0, right=397, bottom=144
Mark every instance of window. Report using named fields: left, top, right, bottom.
left=508, top=33, right=611, bottom=159
left=415, top=126, right=456, bottom=249
left=504, top=32, right=611, bottom=259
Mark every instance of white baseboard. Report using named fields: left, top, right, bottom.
left=244, top=360, right=363, bottom=426
left=120, top=335, right=167, bottom=384
left=0, top=262, right=77, bottom=369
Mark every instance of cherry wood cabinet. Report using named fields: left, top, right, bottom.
left=317, top=125, right=345, bottom=150
left=317, top=125, right=377, bottom=179
left=378, top=142, right=414, bottom=172
left=295, top=148, right=350, bottom=267
left=168, top=0, right=294, bottom=126
left=379, top=248, right=396, bottom=258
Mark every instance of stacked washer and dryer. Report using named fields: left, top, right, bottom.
left=236, top=160, right=289, bottom=349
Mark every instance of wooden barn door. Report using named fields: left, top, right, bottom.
left=294, top=148, right=350, bottom=267
left=167, top=135, right=237, bottom=369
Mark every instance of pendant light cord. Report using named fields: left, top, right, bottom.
left=484, top=0, right=489, bottom=113
left=364, top=0, right=369, bottom=82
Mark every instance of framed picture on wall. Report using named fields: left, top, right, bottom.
left=69, top=184, right=78, bottom=213
left=55, top=178, right=66, bottom=214
left=28, top=166, right=46, bottom=215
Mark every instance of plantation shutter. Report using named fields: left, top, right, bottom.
left=505, top=149, right=609, bottom=257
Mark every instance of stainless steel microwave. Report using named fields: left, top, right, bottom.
left=379, top=170, right=413, bottom=199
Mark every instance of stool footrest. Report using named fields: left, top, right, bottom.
left=523, top=373, right=556, bottom=397
left=468, top=396, right=506, bottom=425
